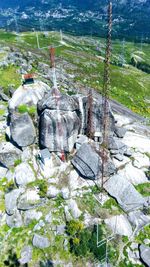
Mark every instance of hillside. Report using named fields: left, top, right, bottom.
left=0, top=30, right=150, bottom=118
left=0, top=30, right=150, bottom=267
left=0, top=0, right=150, bottom=40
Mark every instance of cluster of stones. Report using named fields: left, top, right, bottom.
left=0, top=80, right=149, bottom=266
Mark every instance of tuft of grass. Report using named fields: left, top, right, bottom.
left=0, top=66, right=20, bottom=95
left=135, top=182, right=150, bottom=197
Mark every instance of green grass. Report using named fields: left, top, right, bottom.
left=0, top=66, right=21, bottom=94
left=0, top=30, right=150, bottom=118
left=135, top=182, right=150, bottom=197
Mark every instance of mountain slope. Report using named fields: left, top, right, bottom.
left=0, top=0, right=150, bottom=40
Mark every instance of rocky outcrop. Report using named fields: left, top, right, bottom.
left=10, top=112, right=36, bottom=147
left=104, top=174, right=146, bottom=212
left=39, top=109, right=80, bottom=152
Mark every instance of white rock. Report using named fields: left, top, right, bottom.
left=113, top=156, right=130, bottom=169
left=114, top=114, right=134, bottom=127
left=105, top=215, right=133, bottom=237
left=21, top=147, right=32, bottom=162
left=84, top=212, right=102, bottom=227
left=0, top=167, right=7, bottom=179
left=5, top=170, right=14, bottom=182
left=14, top=163, right=35, bottom=186
left=68, top=199, right=82, bottom=219
left=132, top=152, right=150, bottom=169
left=123, top=132, right=150, bottom=153
left=61, top=187, right=70, bottom=199
left=118, top=162, right=148, bottom=185
left=47, top=186, right=59, bottom=198
left=9, top=81, right=50, bottom=110
left=68, top=169, right=94, bottom=192
left=24, top=209, right=43, bottom=225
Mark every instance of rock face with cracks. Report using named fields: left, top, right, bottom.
left=40, top=109, right=80, bottom=152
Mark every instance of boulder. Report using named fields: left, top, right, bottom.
left=105, top=215, right=133, bottom=237
left=108, top=137, right=127, bottom=155
left=14, top=163, right=35, bottom=187
left=6, top=210, right=23, bottom=228
left=0, top=91, right=9, bottom=102
left=104, top=174, right=146, bottom=212
left=75, top=135, right=89, bottom=150
left=132, top=152, right=150, bottom=169
left=128, top=211, right=150, bottom=231
left=24, top=209, right=43, bottom=225
left=10, top=112, right=36, bottom=147
left=0, top=142, right=21, bottom=168
left=118, top=162, right=148, bottom=185
left=39, top=109, right=80, bottom=152
left=67, top=199, right=82, bottom=219
left=139, top=245, right=150, bottom=267
left=114, top=126, right=127, bottom=138
left=5, top=188, right=24, bottom=215
left=47, top=186, right=60, bottom=198
left=19, top=246, right=32, bottom=265
left=38, top=92, right=79, bottom=113
left=17, top=189, right=42, bottom=211
left=0, top=166, right=7, bottom=179
left=71, top=143, right=101, bottom=180
left=32, top=234, right=50, bottom=249
left=9, top=81, right=50, bottom=110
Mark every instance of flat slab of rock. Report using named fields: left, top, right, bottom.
left=32, top=234, right=50, bottom=249
left=10, top=112, right=36, bottom=147
left=71, top=143, right=101, bottom=180
left=104, top=175, right=145, bottom=212
left=0, top=142, right=21, bottom=168
left=139, top=245, right=150, bottom=267
left=14, top=163, right=35, bottom=187
left=105, top=215, right=133, bottom=237
left=123, top=132, right=150, bottom=154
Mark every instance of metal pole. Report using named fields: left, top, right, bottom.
left=101, top=1, right=112, bottom=188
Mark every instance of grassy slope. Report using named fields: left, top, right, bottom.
left=0, top=30, right=150, bottom=117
